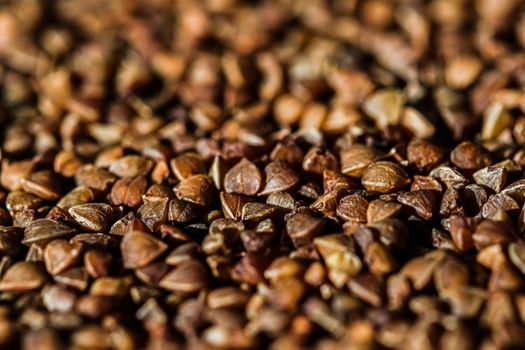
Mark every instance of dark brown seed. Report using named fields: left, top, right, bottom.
left=429, top=166, right=469, bottom=189
left=397, top=190, right=436, bottom=220
left=0, top=207, right=10, bottom=226
left=302, top=147, right=338, bottom=175
left=266, top=191, right=296, bottom=210
left=152, top=160, right=171, bottom=185
left=439, top=188, right=464, bottom=217
left=267, top=277, right=306, bottom=311
left=175, top=174, right=215, bottom=206
left=489, top=262, right=524, bottom=292
left=209, top=218, right=244, bottom=237
left=44, top=239, right=82, bottom=275
left=209, top=156, right=227, bottom=191
left=401, top=251, right=445, bottom=290
left=94, top=147, right=125, bottom=168
left=449, top=216, right=477, bottom=251
left=136, top=297, right=168, bottom=331
left=287, top=211, right=324, bottom=248
left=264, top=257, right=304, bottom=283
left=20, top=170, right=62, bottom=201
left=0, top=227, right=23, bottom=256
left=90, top=276, right=132, bottom=298
left=135, top=262, right=170, bottom=286
left=231, top=255, right=267, bottom=285
left=26, top=244, right=45, bottom=262
left=367, top=199, right=402, bottom=223
left=207, top=255, right=232, bottom=281
left=502, top=179, right=525, bottom=202
left=109, top=212, right=136, bottom=236
left=323, top=169, right=356, bottom=193
left=84, top=250, right=112, bottom=278
left=363, top=88, right=403, bottom=128
left=68, top=203, right=114, bottom=232
left=462, top=184, right=489, bottom=216
left=170, top=152, right=206, bottom=181
left=481, top=193, right=519, bottom=218
left=361, top=161, right=410, bottom=193
left=0, top=159, right=34, bottom=191
left=56, top=186, right=95, bottom=211
left=477, top=244, right=507, bottom=270
left=241, top=202, right=280, bottom=222
left=241, top=229, right=274, bottom=253
left=347, top=273, right=383, bottom=306
left=298, top=181, right=322, bottom=199
left=369, top=218, right=409, bottom=251
left=472, top=219, right=516, bottom=250
left=142, top=184, right=174, bottom=203
left=259, top=161, right=299, bottom=196
left=110, top=176, right=148, bottom=208
left=159, top=259, right=208, bottom=292
left=168, top=198, right=199, bottom=223
left=473, top=166, right=508, bottom=193
left=22, top=329, right=63, bottom=350
left=207, top=286, right=250, bottom=309
left=303, top=298, right=345, bottom=338
left=166, top=242, right=201, bottom=266
left=54, top=267, right=89, bottom=291
left=387, top=274, right=412, bottom=309
left=69, top=233, right=119, bottom=250
left=351, top=226, right=377, bottom=252
left=23, top=219, right=76, bottom=245
left=442, top=286, right=486, bottom=318
left=137, top=198, right=169, bottom=232
left=75, top=295, right=113, bottom=318
left=220, top=192, right=250, bottom=220
left=336, top=194, right=369, bottom=222
left=433, top=255, right=469, bottom=293
left=450, top=141, right=492, bottom=170
left=340, top=144, right=385, bottom=178
left=481, top=291, right=517, bottom=328
left=224, top=158, right=262, bottom=196
left=121, top=230, right=168, bottom=269
left=365, top=241, right=397, bottom=275
left=46, top=208, right=72, bottom=227
left=509, top=242, right=525, bottom=276
left=54, top=150, right=83, bottom=178
left=0, top=262, right=47, bottom=292
left=431, top=228, right=457, bottom=251
left=309, top=189, right=343, bottom=218
left=410, top=175, right=443, bottom=192
left=407, top=139, right=444, bottom=172
left=75, top=165, right=117, bottom=192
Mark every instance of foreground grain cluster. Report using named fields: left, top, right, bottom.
left=1, top=0, right=525, bottom=349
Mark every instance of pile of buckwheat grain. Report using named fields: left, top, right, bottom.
left=1, top=0, right=525, bottom=349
